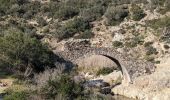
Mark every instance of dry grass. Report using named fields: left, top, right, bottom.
left=34, top=64, right=65, bottom=89
left=77, top=55, right=118, bottom=74
left=0, top=79, right=14, bottom=93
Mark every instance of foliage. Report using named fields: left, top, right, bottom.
left=105, top=5, right=129, bottom=26
left=147, top=17, right=170, bottom=30
left=112, top=41, right=123, bottom=48
left=0, top=0, right=17, bottom=14
left=144, top=55, right=155, bottom=62
left=144, top=42, right=154, bottom=47
left=54, top=6, right=79, bottom=20
left=130, top=4, right=146, bottom=21
left=80, top=5, right=105, bottom=22
left=158, top=0, right=170, bottom=14
left=96, top=67, right=114, bottom=76
left=145, top=46, right=158, bottom=55
left=55, top=17, right=91, bottom=40
left=163, top=45, right=169, bottom=49
left=0, top=31, right=55, bottom=76
left=41, top=74, right=83, bottom=99
left=4, top=91, right=28, bottom=100
left=125, top=36, right=144, bottom=48
left=75, top=30, right=94, bottom=39
left=37, top=17, right=47, bottom=27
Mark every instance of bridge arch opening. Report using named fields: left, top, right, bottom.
left=76, top=54, right=131, bottom=84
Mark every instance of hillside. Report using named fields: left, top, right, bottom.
left=0, top=0, right=170, bottom=100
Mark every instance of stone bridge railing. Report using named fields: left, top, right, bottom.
left=54, top=40, right=155, bottom=84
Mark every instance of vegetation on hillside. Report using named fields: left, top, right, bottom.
left=0, top=30, right=55, bottom=77
left=1, top=0, right=164, bottom=41
left=130, top=4, right=146, bottom=21
left=0, top=0, right=170, bottom=99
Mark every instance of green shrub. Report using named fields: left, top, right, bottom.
left=75, top=30, right=94, bottom=39
left=96, top=67, right=114, bottom=76
left=80, top=5, right=104, bottom=22
left=0, top=0, right=17, bottom=14
left=105, top=5, right=129, bottom=26
left=130, top=4, right=146, bottom=21
left=146, top=46, right=158, bottom=55
left=131, top=0, right=148, bottom=4
left=158, top=0, right=170, bottom=14
left=149, top=0, right=166, bottom=10
left=112, top=41, right=123, bottom=48
left=125, top=41, right=137, bottom=48
left=37, top=17, right=47, bottom=27
left=112, top=0, right=130, bottom=5
left=4, top=91, right=28, bottom=100
left=54, top=6, right=79, bottom=20
left=144, top=42, right=153, bottom=47
left=164, top=45, right=170, bottom=49
left=144, top=56, right=155, bottom=62
left=0, top=30, right=55, bottom=76
left=55, top=17, right=91, bottom=40
left=155, top=60, right=160, bottom=64
left=41, top=74, right=83, bottom=99
left=147, top=17, right=170, bottom=30
left=160, top=36, right=170, bottom=43
left=163, top=0, right=170, bottom=13
left=125, top=36, right=144, bottom=48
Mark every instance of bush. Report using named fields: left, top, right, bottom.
left=41, top=74, right=83, bottom=99
left=164, top=45, right=170, bottom=49
left=160, top=35, right=170, bottom=43
left=112, top=41, right=123, bottom=48
left=75, top=30, right=94, bottom=39
left=54, top=6, right=79, bottom=20
left=105, top=5, right=129, bottom=26
left=55, top=17, right=91, bottom=40
left=0, top=30, right=55, bottom=76
left=163, top=0, right=170, bottom=13
left=146, top=46, right=158, bottom=55
left=4, top=91, right=29, bottom=100
left=125, top=41, right=137, bottom=48
left=0, top=0, right=17, bottom=14
left=37, top=17, right=47, bottom=27
left=144, top=42, right=153, bottom=47
left=158, top=0, right=170, bottom=14
left=125, top=36, right=144, bottom=48
left=144, top=55, right=155, bottom=62
left=147, top=17, right=170, bottom=30
left=130, top=4, right=146, bottom=21
left=96, top=67, right=114, bottom=76
left=34, top=66, right=65, bottom=89
left=80, top=5, right=104, bottom=22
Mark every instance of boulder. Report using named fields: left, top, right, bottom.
left=84, top=79, right=110, bottom=88
left=100, top=87, right=111, bottom=94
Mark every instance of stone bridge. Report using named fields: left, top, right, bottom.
left=54, top=40, right=155, bottom=84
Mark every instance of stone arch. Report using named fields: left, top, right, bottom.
left=74, top=53, right=132, bottom=84
left=56, top=43, right=155, bottom=84
left=101, top=55, right=132, bottom=84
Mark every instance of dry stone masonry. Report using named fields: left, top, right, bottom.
left=54, top=40, right=155, bottom=84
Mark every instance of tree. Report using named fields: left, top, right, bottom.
left=0, top=31, right=55, bottom=76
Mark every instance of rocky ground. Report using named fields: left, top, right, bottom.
left=112, top=55, right=170, bottom=100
